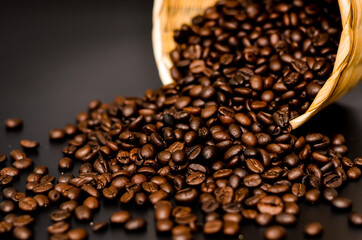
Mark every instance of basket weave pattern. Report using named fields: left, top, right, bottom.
left=152, top=0, right=362, bottom=129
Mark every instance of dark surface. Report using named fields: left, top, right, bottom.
left=0, top=0, right=361, bottom=239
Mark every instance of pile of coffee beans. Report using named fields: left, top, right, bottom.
left=1, top=0, right=361, bottom=240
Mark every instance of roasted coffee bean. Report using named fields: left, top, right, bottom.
left=19, top=197, right=37, bottom=212
left=349, top=212, right=362, bottom=226
left=304, top=222, right=323, bottom=237
left=83, top=196, right=99, bottom=210
left=291, top=183, right=306, bottom=197
left=246, top=158, right=264, bottom=173
left=125, top=218, right=147, bottom=231
left=257, top=195, right=284, bottom=215
left=75, top=205, right=92, bottom=221
left=203, top=220, right=222, bottom=235
left=48, top=190, right=61, bottom=203
left=275, top=213, right=297, bottom=226
left=13, top=158, right=33, bottom=170
left=0, top=220, right=13, bottom=234
left=0, top=200, right=15, bottom=213
left=13, top=226, right=32, bottom=240
left=51, top=209, right=71, bottom=222
left=244, top=174, right=262, bottom=187
left=5, top=118, right=23, bottom=130
left=20, top=139, right=39, bottom=149
left=13, top=215, right=34, bottom=227
left=331, top=197, right=352, bottom=210
left=256, top=213, right=273, bottom=226
left=223, top=221, right=240, bottom=236
left=264, top=225, right=286, bottom=240
left=92, top=221, right=108, bottom=232
left=323, top=188, right=338, bottom=202
left=347, top=167, right=361, bottom=180
left=58, top=157, right=73, bottom=170
left=10, top=150, right=26, bottom=161
left=110, top=211, right=131, bottom=224
left=67, top=228, right=88, bottom=240
left=34, top=194, right=50, bottom=208
left=60, top=200, right=78, bottom=212
left=305, top=189, right=321, bottom=203
left=49, top=128, right=65, bottom=141
left=175, top=188, right=197, bottom=204
left=0, top=153, right=6, bottom=164
left=48, top=221, right=70, bottom=234
left=154, top=201, right=172, bottom=220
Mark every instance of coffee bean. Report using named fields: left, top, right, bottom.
left=110, top=211, right=131, bottom=224
left=48, top=221, right=70, bottom=234
left=20, top=139, right=39, bottom=149
left=347, top=167, right=361, bottom=180
left=13, top=158, right=33, bottom=170
left=349, top=212, right=362, bottom=226
left=34, top=194, right=50, bottom=208
left=83, top=197, right=99, bottom=210
left=175, top=188, right=197, bottom=204
left=75, top=206, right=92, bottom=221
left=0, top=220, right=13, bottom=234
left=304, top=222, right=323, bottom=237
left=0, top=153, right=6, bottom=164
left=257, top=195, right=284, bottom=215
left=291, top=183, right=306, bottom=197
left=275, top=213, right=297, bottom=226
left=64, top=123, right=77, bottom=136
left=264, top=225, right=286, bottom=240
left=67, top=228, right=88, bottom=240
left=246, top=158, right=264, bottom=173
left=19, top=197, right=37, bottom=212
left=10, top=150, right=26, bottom=161
left=13, top=215, right=34, bottom=227
left=125, top=218, right=147, bottom=231
left=331, top=197, right=352, bottom=210
left=92, top=221, right=108, bottom=232
left=154, top=201, right=172, bottom=220
left=256, top=213, right=273, bottom=226
left=323, top=188, right=338, bottom=202
left=305, top=189, right=321, bottom=203
left=223, top=221, right=240, bottom=236
left=13, top=226, right=32, bottom=240
left=5, top=118, right=23, bottom=130
left=49, top=128, right=65, bottom=141
left=58, top=157, right=73, bottom=170
left=51, top=209, right=71, bottom=222
left=0, top=200, right=15, bottom=213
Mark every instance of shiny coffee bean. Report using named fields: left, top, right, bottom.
left=5, top=118, right=23, bottom=130
left=125, top=218, right=147, bottom=231
left=304, top=222, right=323, bottom=237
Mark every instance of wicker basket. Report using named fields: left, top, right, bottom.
left=152, top=0, right=362, bottom=129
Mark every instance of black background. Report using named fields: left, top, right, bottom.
left=0, top=1, right=361, bottom=239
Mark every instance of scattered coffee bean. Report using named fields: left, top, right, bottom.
left=20, top=139, right=39, bottom=150
left=304, top=222, right=323, bottom=237
left=332, top=197, right=352, bottom=210
left=49, top=128, right=65, bottom=141
left=5, top=118, right=23, bottom=130
left=13, top=226, right=32, bottom=240
left=67, top=228, right=88, bottom=240
left=92, top=221, right=108, bottom=232
left=264, top=225, right=286, bottom=240
left=125, top=218, right=147, bottom=232
left=349, top=212, right=362, bottom=226
left=110, top=211, right=131, bottom=224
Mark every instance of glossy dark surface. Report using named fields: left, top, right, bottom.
left=0, top=0, right=361, bottom=239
